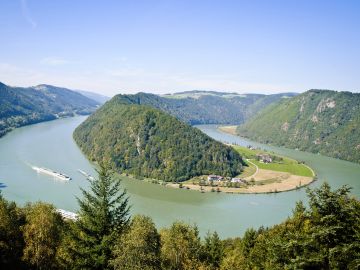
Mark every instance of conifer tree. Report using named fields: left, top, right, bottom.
left=68, top=163, right=130, bottom=269
left=203, top=231, right=224, bottom=269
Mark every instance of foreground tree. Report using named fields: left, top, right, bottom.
left=0, top=193, right=25, bottom=269
left=203, top=231, right=224, bottom=269
left=66, top=164, right=130, bottom=269
left=111, top=215, right=161, bottom=270
left=160, top=221, right=203, bottom=270
left=302, top=183, right=360, bottom=269
left=22, top=202, right=64, bottom=270
left=247, top=183, right=360, bottom=269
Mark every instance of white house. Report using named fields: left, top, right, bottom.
left=207, top=175, right=224, bottom=181
left=231, top=178, right=245, bottom=183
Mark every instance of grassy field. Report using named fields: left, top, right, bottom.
left=233, top=145, right=314, bottom=177
left=237, top=161, right=257, bottom=178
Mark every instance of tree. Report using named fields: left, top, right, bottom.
left=303, top=183, right=360, bottom=269
left=22, top=202, right=64, bottom=270
left=160, top=221, right=203, bottom=270
left=0, top=194, right=25, bottom=269
left=111, top=215, right=161, bottom=270
left=203, top=231, right=224, bottom=269
left=220, top=247, right=246, bottom=270
left=246, top=183, right=360, bottom=269
left=67, top=163, right=130, bottom=269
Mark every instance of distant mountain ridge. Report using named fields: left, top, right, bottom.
left=76, top=90, right=110, bottom=104
left=0, top=82, right=99, bottom=137
left=237, top=89, right=360, bottom=163
left=73, top=94, right=245, bottom=181
left=108, top=91, right=298, bottom=125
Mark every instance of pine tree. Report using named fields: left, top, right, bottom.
left=203, top=231, right=224, bottom=269
left=68, top=164, right=130, bottom=269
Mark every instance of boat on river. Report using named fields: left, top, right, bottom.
left=32, top=166, right=71, bottom=181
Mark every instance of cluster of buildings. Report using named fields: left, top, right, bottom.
left=256, top=154, right=273, bottom=163
left=207, top=175, right=246, bottom=184
left=247, top=145, right=273, bottom=163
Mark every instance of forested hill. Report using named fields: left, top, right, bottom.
left=237, top=89, right=360, bottom=163
left=108, top=91, right=297, bottom=125
left=0, top=82, right=99, bottom=137
left=73, top=94, right=245, bottom=181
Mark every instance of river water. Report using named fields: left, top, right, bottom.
left=0, top=116, right=359, bottom=238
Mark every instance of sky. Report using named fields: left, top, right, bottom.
left=0, top=0, right=359, bottom=96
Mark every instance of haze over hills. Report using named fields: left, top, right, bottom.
left=73, top=94, right=245, bottom=182
left=76, top=90, right=110, bottom=104
left=104, top=90, right=298, bottom=125
left=237, top=89, right=360, bottom=163
left=0, top=82, right=99, bottom=137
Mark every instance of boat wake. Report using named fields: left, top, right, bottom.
left=77, top=169, right=95, bottom=181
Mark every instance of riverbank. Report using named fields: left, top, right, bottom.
left=218, top=125, right=238, bottom=135
left=0, top=112, right=91, bottom=139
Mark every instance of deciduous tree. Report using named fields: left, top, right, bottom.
left=22, top=202, right=63, bottom=270
left=111, top=215, right=161, bottom=270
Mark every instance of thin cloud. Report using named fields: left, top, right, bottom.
left=41, top=57, right=69, bottom=66
left=21, top=0, right=37, bottom=28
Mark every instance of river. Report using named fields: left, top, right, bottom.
left=0, top=116, right=359, bottom=238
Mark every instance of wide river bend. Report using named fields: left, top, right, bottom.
left=0, top=116, right=359, bottom=238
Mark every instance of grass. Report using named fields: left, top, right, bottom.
left=252, top=160, right=313, bottom=177
left=237, top=161, right=257, bottom=178
left=232, top=145, right=260, bottom=159
left=233, top=145, right=314, bottom=177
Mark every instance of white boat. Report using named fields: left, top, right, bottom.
left=77, top=169, right=95, bottom=180
left=32, top=166, right=71, bottom=181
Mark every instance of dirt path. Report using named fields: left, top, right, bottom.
left=245, top=159, right=258, bottom=178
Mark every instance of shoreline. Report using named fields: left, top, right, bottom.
left=166, top=177, right=316, bottom=194
left=0, top=113, right=91, bottom=139
left=217, top=125, right=238, bottom=135
left=128, top=160, right=316, bottom=194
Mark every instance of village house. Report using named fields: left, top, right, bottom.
left=207, top=175, right=224, bottom=181
left=257, top=154, right=273, bottom=163
left=231, top=178, right=245, bottom=183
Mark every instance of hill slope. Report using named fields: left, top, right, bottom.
left=0, top=82, right=99, bottom=137
left=103, top=91, right=297, bottom=125
left=73, top=94, right=245, bottom=181
left=237, top=89, right=360, bottom=163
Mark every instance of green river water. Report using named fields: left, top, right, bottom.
left=0, top=116, right=359, bottom=238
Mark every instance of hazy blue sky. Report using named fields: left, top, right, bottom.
left=0, top=0, right=359, bottom=96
